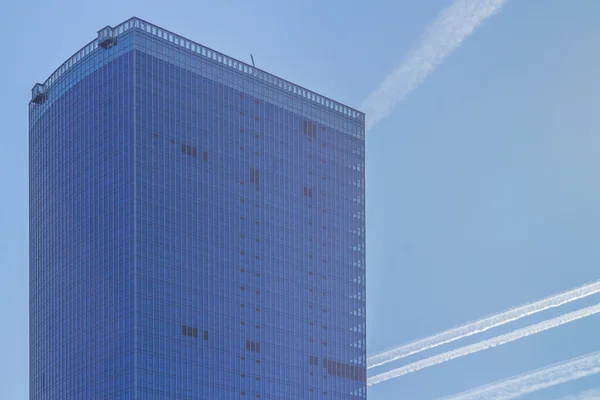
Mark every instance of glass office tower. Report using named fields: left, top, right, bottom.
left=29, top=17, right=366, bottom=399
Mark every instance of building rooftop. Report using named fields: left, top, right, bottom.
left=32, top=17, right=364, bottom=121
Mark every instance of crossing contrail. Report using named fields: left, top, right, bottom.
left=436, top=351, right=600, bottom=400
left=368, top=280, right=600, bottom=369
left=361, top=0, right=509, bottom=131
left=368, top=303, right=600, bottom=386
left=554, top=388, right=600, bottom=400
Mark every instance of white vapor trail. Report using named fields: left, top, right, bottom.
left=368, top=280, right=600, bottom=369
left=555, top=388, right=600, bottom=400
left=436, top=352, right=600, bottom=400
left=368, top=303, right=600, bottom=386
left=361, top=0, right=509, bottom=131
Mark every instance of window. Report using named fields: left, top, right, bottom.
left=303, top=120, right=317, bottom=138
left=245, top=340, right=261, bottom=352
left=250, top=168, right=259, bottom=185
left=181, top=143, right=197, bottom=157
left=182, top=325, right=199, bottom=338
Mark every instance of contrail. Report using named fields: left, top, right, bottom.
left=436, top=351, right=600, bottom=400
left=554, top=388, right=600, bottom=400
left=368, top=303, right=600, bottom=386
left=368, top=280, right=600, bottom=369
left=361, top=0, right=509, bottom=131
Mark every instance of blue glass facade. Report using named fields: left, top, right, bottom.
left=30, top=17, right=366, bottom=399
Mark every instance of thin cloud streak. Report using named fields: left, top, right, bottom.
left=361, top=0, right=508, bottom=131
left=555, top=388, right=600, bottom=400
left=436, top=352, right=600, bottom=400
left=368, top=280, right=600, bottom=369
left=368, top=303, right=600, bottom=386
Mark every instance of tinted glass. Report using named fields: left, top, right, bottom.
left=30, top=18, right=366, bottom=400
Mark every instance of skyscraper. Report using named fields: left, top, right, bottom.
left=29, top=17, right=366, bottom=399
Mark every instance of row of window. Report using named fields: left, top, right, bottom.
left=181, top=325, right=209, bottom=340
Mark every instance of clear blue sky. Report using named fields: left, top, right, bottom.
left=1, top=0, right=599, bottom=399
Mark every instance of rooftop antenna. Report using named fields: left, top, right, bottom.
left=250, top=54, right=255, bottom=68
